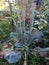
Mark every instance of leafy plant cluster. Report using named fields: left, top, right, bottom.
left=40, top=0, right=49, bottom=14
left=1, top=0, right=49, bottom=65
left=0, top=19, right=10, bottom=41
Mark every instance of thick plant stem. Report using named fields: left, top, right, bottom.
left=23, top=52, right=27, bottom=65
left=8, top=0, right=12, bottom=17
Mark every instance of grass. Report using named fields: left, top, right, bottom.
left=0, top=59, right=2, bottom=65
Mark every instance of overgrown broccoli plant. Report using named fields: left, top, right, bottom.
left=4, top=0, right=43, bottom=65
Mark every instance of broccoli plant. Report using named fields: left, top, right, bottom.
left=4, top=0, right=43, bottom=65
